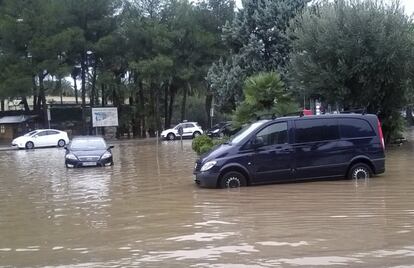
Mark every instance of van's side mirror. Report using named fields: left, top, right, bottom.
left=108, top=145, right=114, bottom=149
left=251, top=136, right=264, bottom=148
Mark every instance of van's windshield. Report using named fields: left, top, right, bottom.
left=230, top=120, right=269, bottom=144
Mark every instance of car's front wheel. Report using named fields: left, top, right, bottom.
left=193, top=131, right=201, bottom=138
left=25, top=141, right=34, bottom=150
left=348, top=163, right=372, bottom=180
left=57, top=139, right=66, bottom=147
left=167, top=133, right=176, bottom=140
left=220, top=171, right=247, bottom=188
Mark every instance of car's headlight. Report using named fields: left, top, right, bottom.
left=66, top=153, right=78, bottom=160
left=200, top=161, right=217, bottom=172
left=101, top=152, right=112, bottom=159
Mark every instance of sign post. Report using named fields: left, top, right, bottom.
left=178, top=126, right=183, bottom=149
left=92, top=107, right=119, bottom=136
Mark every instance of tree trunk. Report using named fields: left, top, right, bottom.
left=139, top=81, right=146, bottom=138
left=38, top=75, right=48, bottom=128
left=205, top=91, right=213, bottom=128
left=81, top=52, right=87, bottom=134
left=101, top=84, right=105, bottom=107
left=57, top=77, right=63, bottom=105
left=406, top=106, right=414, bottom=125
left=21, top=96, right=30, bottom=112
left=167, top=83, right=176, bottom=128
left=164, top=79, right=170, bottom=129
left=73, top=75, right=79, bottom=105
left=148, top=81, right=156, bottom=137
left=180, top=82, right=190, bottom=122
left=155, top=83, right=161, bottom=134
left=91, top=65, right=97, bottom=107
left=32, top=76, right=39, bottom=111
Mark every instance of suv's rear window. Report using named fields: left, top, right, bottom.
left=339, top=118, right=375, bottom=138
left=295, top=119, right=339, bottom=143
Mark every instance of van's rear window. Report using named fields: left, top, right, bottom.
left=339, top=118, right=375, bottom=138
left=295, top=119, right=339, bottom=143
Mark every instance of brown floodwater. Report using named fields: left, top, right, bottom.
left=1, top=135, right=414, bottom=267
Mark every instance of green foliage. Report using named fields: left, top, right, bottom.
left=192, top=133, right=229, bottom=155
left=233, top=72, right=299, bottom=125
left=192, top=134, right=213, bottom=155
left=207, top=0, right=308, bottom=111
left=288, top=0, right=413, bottom=142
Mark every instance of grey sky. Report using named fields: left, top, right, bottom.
left=401, top=0, right=414, bottom=15
left=235, top=0, right=414, bottom=15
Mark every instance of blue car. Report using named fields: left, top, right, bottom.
left=193, top=114, right=385, bottom=188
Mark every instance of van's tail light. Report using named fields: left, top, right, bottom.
left=377, top=119, right=385, bottom=150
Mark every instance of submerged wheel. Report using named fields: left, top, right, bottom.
left=58, top=139, right=66, bottom=147
left=220, top=171, right=247, bottom=188
left=167, top=133, right=176, bottom=140
left=193, top=131, right=201, bottom=138
left=348, top=163, right=372, bottom=180
left=25, top=141, right=34, bottom=149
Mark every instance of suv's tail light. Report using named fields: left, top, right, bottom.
left=377, top=119, right=385, bottom=150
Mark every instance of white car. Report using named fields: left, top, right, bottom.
left=161, top=122, right=203, bottom=140
left=12, top=129, right=70, bottom=149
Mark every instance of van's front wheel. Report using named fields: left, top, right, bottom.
left=348, top=163, right=372, bottom=180
left=220, top=171, right=247, bottom=188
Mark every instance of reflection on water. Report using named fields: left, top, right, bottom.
left=1, top=138, right=414, bottom=267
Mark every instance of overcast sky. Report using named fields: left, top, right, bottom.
left=401, top=0, right=414, bottom=15
left=235, top=0, right=414, bottom=15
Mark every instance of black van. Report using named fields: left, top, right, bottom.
left=193, top=114, right=385, bottom=188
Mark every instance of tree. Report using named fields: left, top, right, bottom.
left=233, top=72, right=298, bottom=125
left=288, top=0, right=413, bottom=142
left=207, top=0, right=308, bottom=112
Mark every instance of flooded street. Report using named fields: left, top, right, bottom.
left=1, top=137, right=414, bottom=267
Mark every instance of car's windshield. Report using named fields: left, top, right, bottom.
left=230, top=120, right=269, bottom=144
left=25, top=130, right=38, bottom=137
left=70, top=139, right=107, bottom=150
left=174, top=124, right=182, bottom=130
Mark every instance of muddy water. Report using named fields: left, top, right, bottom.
left=1, top=138, right=414, bottom=267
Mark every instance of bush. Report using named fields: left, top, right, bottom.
left=199, top=144, right=213, bottom=155
left=192, top=135, right=213, bottom=155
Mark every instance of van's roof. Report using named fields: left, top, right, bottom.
left=276, top=113, right=377, bottom=121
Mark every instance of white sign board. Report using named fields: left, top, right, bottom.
left=92, top=107, right=119, bottom=127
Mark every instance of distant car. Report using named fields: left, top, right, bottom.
left=12, top=129, right=70, bottom=149
left=206, top=121, right=241, bottom=138
left=65, top=136, right=114, bottom=168
left=160, top=122, right=203, bottom=140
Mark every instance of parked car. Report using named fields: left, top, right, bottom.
left=65, top=136, right=114, bottom=168
left=12, top=129, right=70, bottom=149
left=193, top=114, right=385, bottom=188
left=160, top=122, right=203, bottom=140
left=206, top=121, right=241, bottom=138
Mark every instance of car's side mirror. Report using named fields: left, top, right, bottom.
left=108, top=145, right=114, bottom=149
left=252, top=136, right=264, bottom=148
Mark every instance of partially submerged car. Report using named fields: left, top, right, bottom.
left=65, top=136, right=114, bottom=168
left=12, top=129, right=69, bottom=149
left=160, top=122, right=203, bottom=140
left=206, top=121, right=241, bottom=138
left=194, top=114, right=385, bottom=188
